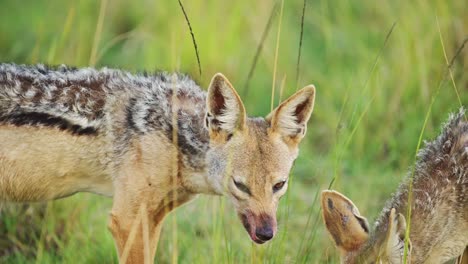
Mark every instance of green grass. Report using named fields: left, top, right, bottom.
left=0, top=0, right=467, bottom=263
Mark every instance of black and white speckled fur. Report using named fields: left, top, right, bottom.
left=0, top=63, right=209, bottom=171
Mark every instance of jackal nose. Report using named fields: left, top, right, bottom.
left=255, top=226, right=274, bottom=241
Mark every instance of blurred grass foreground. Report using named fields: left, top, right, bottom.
left=0, top=0, right=466, bottom=263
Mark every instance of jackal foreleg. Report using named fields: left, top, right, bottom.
left=108, top=184, right=193, bottom=264
left=108, top=203, right=158, bottom=264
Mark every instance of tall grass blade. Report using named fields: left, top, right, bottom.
left=295, top=0, right=307, bottom=88
left=178, top=0, right=202, bottom=77
left=362, top=21, right=397, bottom=95
left=403, top=91, right=436, bottom=262
left=243, top=2, right=278, bottom=97
left=436, top=15, right=463, bottom=110
left=89, top=0, right=108, bottom=66
left=448, top=37, right=467, bottom=68
left=271, top=0, right=285, bottom=112
left=331, top=21, right=397, bottom=189
left=295, top=186, right=319, bottom=261
left=170, top=74, right=180, bottom=264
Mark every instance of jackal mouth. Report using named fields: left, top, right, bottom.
left=239, top=211, right=276, bottom=244
left=240, top=213, right=264, bottom=244
left=252, top=237, right=268, bottom=244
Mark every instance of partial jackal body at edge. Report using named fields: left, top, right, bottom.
left=0, top=64, right=316, bottom=263
left=322, top=110, right=468, bottom=263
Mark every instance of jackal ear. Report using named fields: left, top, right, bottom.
left=206, top=73, right=246, bottom=138
left=266, top=85, right=315, bottom=145
left=383, top=209, right=410, bottom=263
left=321, top=190, right=370, bottom=253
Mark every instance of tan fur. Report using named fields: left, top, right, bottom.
left=0, top=69, right=316, bottom=263
left=0, top=125, right=112, bottom=201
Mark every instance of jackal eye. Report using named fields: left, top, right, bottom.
left=273, top=180, right=286, bottom=193
left=233, top=179, right=251, bottom=195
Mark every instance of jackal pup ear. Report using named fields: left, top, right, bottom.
left=267, top=85, right=315, bottom=145
left=321, top=190, right=370, bottom=253
left=383, top=208, right=411, bottom=263
left=206, top=73, right=247, bottom=139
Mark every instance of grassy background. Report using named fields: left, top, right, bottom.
left=0, top=0, right=466, bottom=263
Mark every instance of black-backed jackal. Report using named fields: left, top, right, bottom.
left=322, top=109, right=467, bottom=263
left=0, top=64, right=316, bottom=263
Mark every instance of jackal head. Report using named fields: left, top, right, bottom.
left=204, top=73, right=315, bottom=244
left=321, top=190, right=411, bottom=263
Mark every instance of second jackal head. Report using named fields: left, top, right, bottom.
left=205, top=74, right=315, bottom=243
